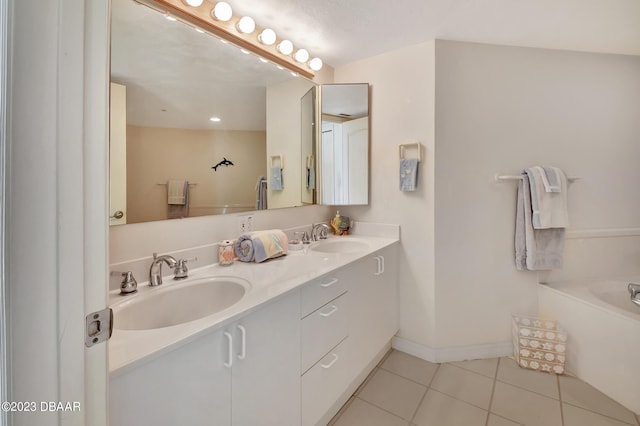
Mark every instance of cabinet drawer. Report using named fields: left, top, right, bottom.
left=301, top=293, right=348, bottom=373
left=301, top=339, right=350, bottom=426
left=301, top=274, right=347, bottom=318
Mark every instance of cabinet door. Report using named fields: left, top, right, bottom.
left=347, top=245, right=399, bottom=368
left=109, top=327, right=232, bottom=426
left=232, top=291, right=301, bottom=426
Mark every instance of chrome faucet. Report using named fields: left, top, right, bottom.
left=311, top=223, right=331, bottom=241
left=149, top=252, right=178, bottom=286
left=629, top=283, right=640, bottom=308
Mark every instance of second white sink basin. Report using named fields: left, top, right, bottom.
left=113, top=276, right=250, bottom=330
left=310, top=238, right=370, bottom=254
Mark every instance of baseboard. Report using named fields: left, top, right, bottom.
left=392, top=336, right=513, bottom=364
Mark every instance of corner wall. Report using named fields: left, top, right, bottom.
left=433, top=40, right=640, bottom=350
left=334, top=41, right=438, bottom=350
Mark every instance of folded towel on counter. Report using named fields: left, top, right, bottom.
left=399, top=159, right=419, bottom=191
left=270, top=167, right=284, bottom=190
left=235, top=229, right=288, bottom=263
left=167, top=180, right=188, bottom=205
left=515, top=174, right=565, bottom=270
left=525, top=166, right=568, bottom=229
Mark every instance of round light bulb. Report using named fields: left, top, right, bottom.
left=277, top=40, right=293, bottom=55
left=212, top=2, right=232, bottom=21
left=164, top=13, right=177, bottom=21
left=309, top=57, right=323, bottom=71
left=237, top=16, right=255, bottom=34
left=183, top=0, right=203, bottom=6
left=258, top=28, right=276, bottom=46
left=294, top=48, right=309, bottom=63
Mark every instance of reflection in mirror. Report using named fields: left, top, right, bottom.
left=318, top=84, right=370, bottom=205
left=110, top=0, right=315, bottom=225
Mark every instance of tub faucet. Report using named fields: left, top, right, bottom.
left=149, top=252, right=178, bottom=286
left=629, top=283, right=640, bottom=307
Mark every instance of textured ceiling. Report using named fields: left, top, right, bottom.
left=231, top=0, right=640, bottom=66
left=111, top=0, right=640, bottom=130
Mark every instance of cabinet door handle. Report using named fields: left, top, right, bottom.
left=374, top=256, right=382, bottom=275
left=320, top=353, right=339, bottom=369
left=379, top=255, right=385, bottom=274
left=319, top=305, right=338, bottom=317
left=223, top=331, right=233, bottom=368
left=320, top=278, right=339, bottom=288
left=237, top=325, right=246, bottom=360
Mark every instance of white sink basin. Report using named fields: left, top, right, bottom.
left=310, top=238, right=370, bottom=254
left=113, top=276, right=249, bottom=330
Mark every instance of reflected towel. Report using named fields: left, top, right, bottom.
left=255, top=176, right=267, bottom=210
left=235, top=229, right=288, bottom=263
left=515, top=174, right=565, bottom=270
left=525, top=167, right=568, bottom=229
left=167, top=180, right=188, bottom=205
left=307, top=166, right=315, bottom=190
left=399, top=159, right=419, bottom=191
left=270, top=167, right=284, bottom=190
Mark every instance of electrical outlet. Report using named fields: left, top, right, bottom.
left=237, top=214, right=253, bottom=234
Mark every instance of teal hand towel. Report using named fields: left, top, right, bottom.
left=270, top=167, right=283, bottom=190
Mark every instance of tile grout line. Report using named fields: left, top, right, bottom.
left=557, top=374, right=565, bottom=426
left=408, top=362, right=441, bottom=425
left=484, top=358, right=501, bottom=426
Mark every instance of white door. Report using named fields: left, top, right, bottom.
left=343, top=116, right=368, bottom=205
left=5, top=1, right=109, bottom=425
left=109, top=82, right=127, bottom=225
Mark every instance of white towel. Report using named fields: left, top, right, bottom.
left=167, top=180, right=188, bottom=205
left=525, top=167, right=569, bottom=229
left=515, top=174, right=565, bottom=270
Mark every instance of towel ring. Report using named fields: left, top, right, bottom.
left=399, top=143, right=422, bottom=162
left=270, top=154, right=284, bottom=169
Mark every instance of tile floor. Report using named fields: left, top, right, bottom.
left=329, top=350, right=640, bottom=426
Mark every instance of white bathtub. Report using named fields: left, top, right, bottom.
left=539, top=279, right=640, bottom=414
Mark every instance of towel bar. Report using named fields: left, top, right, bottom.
left=399, top=143, right=422, bottom=162
left=494, top=174, right=580, bottom=182
left=157, top=182, right=198, bottom=186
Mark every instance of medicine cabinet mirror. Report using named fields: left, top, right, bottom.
left=316, top=83, right=370, bottom=205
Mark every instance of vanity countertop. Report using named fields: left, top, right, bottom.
left=109, top=232, right=399, bottom=376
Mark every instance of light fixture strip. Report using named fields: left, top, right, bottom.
left=144, top=0, right=315, bottom=79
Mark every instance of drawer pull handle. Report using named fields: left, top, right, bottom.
left=223, top=332, right=233, bottom=368
left=319, top=305, right=338, bottom=317
left=320, top=278, right=339, bottom=288
left=320, top=353, right=339, bottom=369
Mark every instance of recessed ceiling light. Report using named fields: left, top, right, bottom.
left=210, top=117, right=221, bottom=122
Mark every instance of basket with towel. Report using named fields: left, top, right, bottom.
left=235, top=229, right=288, bottom=263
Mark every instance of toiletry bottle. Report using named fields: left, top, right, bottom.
left=219, top=240, right=234, bottom=266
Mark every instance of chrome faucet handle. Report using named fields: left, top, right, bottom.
left=629, top=283, right=640, bottom=298
left=120, top=271, right=138, bottom=295
left=295, top=231, right=311, bottom=244
left=174, top=257, right=197, bottom=280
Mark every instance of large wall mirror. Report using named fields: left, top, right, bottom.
left=110, top=0, right=315, bottom=225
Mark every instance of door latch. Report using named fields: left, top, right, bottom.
left=85, top=308, right=113, bottom=347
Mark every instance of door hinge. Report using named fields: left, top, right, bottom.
left=85, top=308, right=113, bottom=347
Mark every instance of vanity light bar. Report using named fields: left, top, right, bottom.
left=144, top=0, right=321, bottom=79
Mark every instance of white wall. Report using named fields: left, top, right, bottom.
left=433, top=40, right=640, bottom=350
left=334, top=41, right=438, bottom=350
left=336, top=39, right=640, bottom=361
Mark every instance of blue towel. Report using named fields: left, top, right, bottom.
left=399, top=159, right=419, bottom=191
left=235, top=230, right=288, bottom=263
left=270, top=167, right=283, bottom=190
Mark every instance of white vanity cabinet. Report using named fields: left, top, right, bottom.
left=301, top=243, right=399, bottom=426
left=109, top=290, right=301, bottom=426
